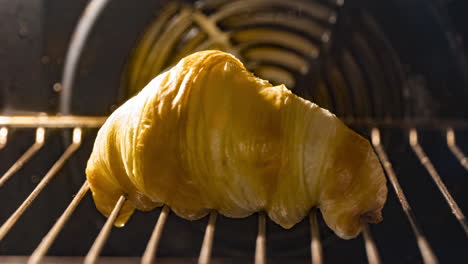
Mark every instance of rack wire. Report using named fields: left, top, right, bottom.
left=309, top=209, right=323, bottom=264
left=1, top=0, right=466, bottom=262
left=141, top=205, right=170, bottom=264
left=0, top=115, right=467, bottom=263
left=409, top=129, right=468, bottom=236
left=371, top=129, right=438, bottom=264
left=447, top=128, right=468, bottom=171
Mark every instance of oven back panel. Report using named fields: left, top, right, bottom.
left=0, top=0, right=468, bottom=263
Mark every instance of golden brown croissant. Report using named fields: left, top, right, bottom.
left=86, top=50, right=387, bottom=239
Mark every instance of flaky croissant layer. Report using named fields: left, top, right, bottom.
left=86, top=50, right=387, bottom=239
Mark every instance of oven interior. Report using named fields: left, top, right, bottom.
left=0, top=0, right=468, bottom=263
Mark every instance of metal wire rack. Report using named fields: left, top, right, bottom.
left=1, top=0, right=468, bottom=263
left=0, top=115, right=467, bottom=263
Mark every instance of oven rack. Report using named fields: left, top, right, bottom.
left=0, top=115, right=467, bottom=264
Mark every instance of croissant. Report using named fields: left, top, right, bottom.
left=86, top=50, right=387, bottom=239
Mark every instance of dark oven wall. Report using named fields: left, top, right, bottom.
left=0, top=0, right=168, bottom=116
left=1, top=0, right=467, bottom=118
left=0, top=0, right=468, bottom=262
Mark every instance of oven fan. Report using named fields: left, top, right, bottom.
left=125, top=0, right=339, bottom=94
left=123, top=0, right=406, bottom=123
left=1, top=0, right=468, bottom=263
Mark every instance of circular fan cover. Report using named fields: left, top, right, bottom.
left=124, top=0, right=406, bottom=120
left=124, top=0, right=342, bottom=98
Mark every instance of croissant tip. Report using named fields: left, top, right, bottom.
left=362, top=210, right=383, bottom=224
